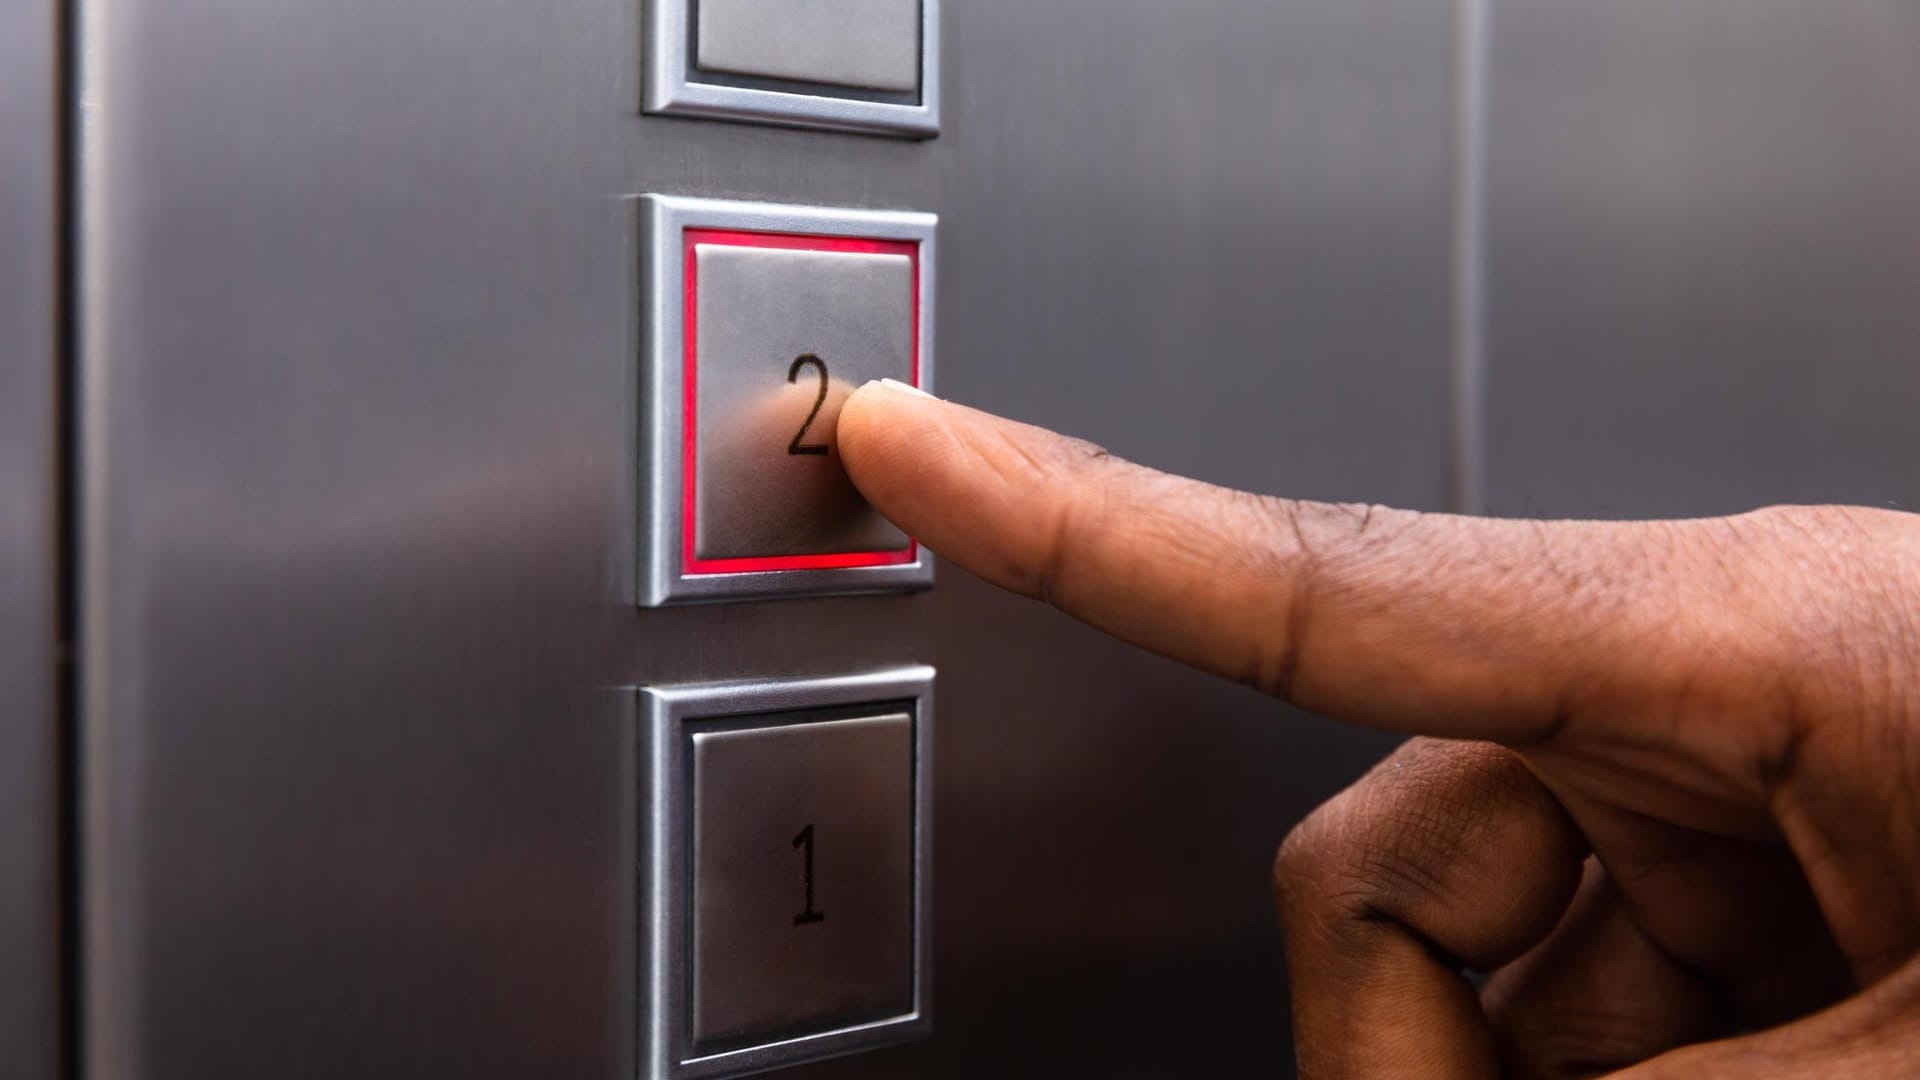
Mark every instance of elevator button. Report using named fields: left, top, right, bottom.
left=690, top=712, right=916, bottom=1049
left=692, top=242, right=913, bottom=564
left=698, top=0, right=922, bottom=94
left=644, top=0, right=940, bottom=138
left=638, top=196, right=936, bottom=606
left=641, top=669, right=933, bottom=1073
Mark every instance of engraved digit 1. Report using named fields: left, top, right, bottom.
left=786, top=354, right=831, bottom=456
left=793, top=823, right=825, bottom=926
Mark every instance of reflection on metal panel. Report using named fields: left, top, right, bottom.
left=80, top=0, right=639, bottom=1074
left=0, top=0, right=62, bottom=1072
left=1484, top=0, right=1920, bottom=518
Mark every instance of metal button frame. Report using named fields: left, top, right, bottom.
left=637, top=668, right=935, bottom=1080
left=635, top=195, right=938, bottom=607
left=642, top=0, right=941, bottom=139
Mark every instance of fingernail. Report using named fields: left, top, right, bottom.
left=874, top=378, right=936, bottom=399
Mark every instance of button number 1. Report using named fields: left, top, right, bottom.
left=792, top=823, right=825, bottom=926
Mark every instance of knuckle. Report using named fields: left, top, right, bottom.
left=1273, top=802, right=1343, bottom=909
left=1274, top=795, right=1413, bottom=928
left=1275, top=740, right=1527, bottom=921
left=1277, top=740, right=1586, bottom=973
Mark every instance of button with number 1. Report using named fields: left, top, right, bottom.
left=638, top=668, right=934, bottom=1077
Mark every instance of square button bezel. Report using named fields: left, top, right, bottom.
left=642, top=0, right=941, bottom=138
left=635, top=195, right=938, bottom=607
left=637, top=668, right=935, bottom=1079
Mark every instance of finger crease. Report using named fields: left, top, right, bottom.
left=1268, top=502, right=1319, bottom=702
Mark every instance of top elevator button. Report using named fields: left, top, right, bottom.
left=643, top=1, right=940, bottom=138
left=697, top=0, right=922, bottom=94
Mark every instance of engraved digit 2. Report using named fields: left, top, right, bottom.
left=793, top=823, right=825, bottom=926
left=786, top=354, right=831, bottom=456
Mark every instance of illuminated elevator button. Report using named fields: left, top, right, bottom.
left=690, top=712, right=916, bottom=1049
left=690, top=239, right=917, bottom=568
left=697, top=0, right=922, bottom=94
left=637, top=196, right=936, bottom=605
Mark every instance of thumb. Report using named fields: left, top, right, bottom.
left=1614, top=956, right=1920, bottom=1077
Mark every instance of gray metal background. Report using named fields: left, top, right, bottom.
left=63, top=3, right=1920, bottom=1080
left=1, top=0, right=64, bottom=1076
left=1481, top=0, right=1920, bottom=518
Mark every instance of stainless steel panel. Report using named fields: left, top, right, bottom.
left=694, top=247, right=913, bottom=560
left=698, top=0, right=921, bottom=93
left=1482, top=0, right=1920, bottom=518
left=0, top=0, right=63, bottom=1073
left=80, top=1, right=641, bottom=1076
left=83, top=1, right=1450, bottom=1078
left=641, top=670, right=931, bottom=1079
left=692, top=713, right=914, bottom=1048
left=646, top=0, right=940, bottom=138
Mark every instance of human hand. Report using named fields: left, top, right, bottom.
left=837, top=380, right=1920, bottom=1078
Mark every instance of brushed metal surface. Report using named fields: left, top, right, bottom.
left=646, top=0, right=940, bottom=137
left=1482, top=0, right=1920, bottom=518
left=80, top=1, right=640, bottom=1076
left=0, top=0, right=63, bottom=1073
left=81, top=1, right=1450, bottom=1078
left=698, top=0, right=921, bottom=93
left=640, top=671, right=932, bottom=1079
left=693, top=715, right=914, bottom=1050
left=694, top=247, right=913, bottom=560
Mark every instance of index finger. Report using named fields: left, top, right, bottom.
left=836, top=380, right=1775, bottom=744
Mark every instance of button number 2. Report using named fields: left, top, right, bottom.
left=786, top=354, right=831, bottom=457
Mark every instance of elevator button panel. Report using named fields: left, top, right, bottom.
left=639, top=669, right=933, bottom=1079
left=637, top=195, right=937, bottom=607
left=643, top=0, right=941, bottom=138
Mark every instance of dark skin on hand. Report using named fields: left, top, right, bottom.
left=836, top=379, right=1920, bottom=1079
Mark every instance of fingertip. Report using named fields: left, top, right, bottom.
left=838, top=378, right=946, bottom=494
left=837, top=382, right=1066, bottom=589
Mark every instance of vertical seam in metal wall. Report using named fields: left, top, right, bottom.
left=53, top=0, right=82, bottom=1075
left=1448, top=0, right=1491, bottom=515
left=70, top=0, right=116, bottom=1072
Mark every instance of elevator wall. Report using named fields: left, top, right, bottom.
left=1483, top=1, right=1920, bottom=518
left=68, top=2, right=1920, bottom=1078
